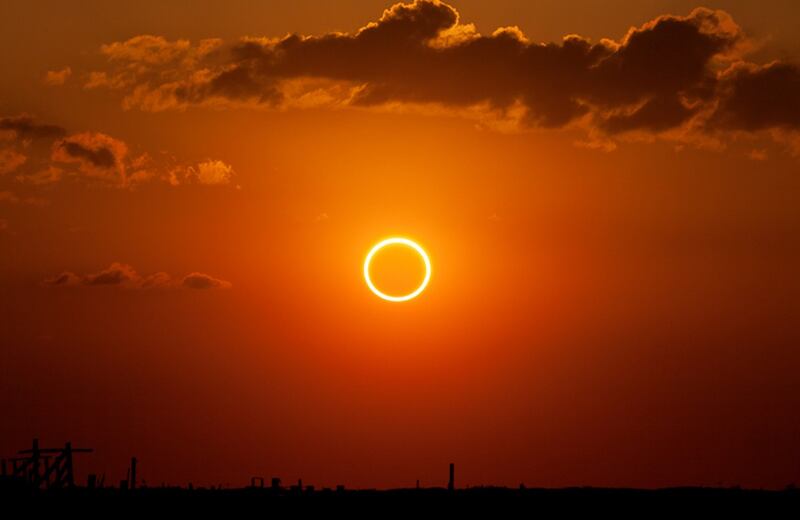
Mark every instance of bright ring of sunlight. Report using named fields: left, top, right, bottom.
left=364, top=237, right=431, bottom=302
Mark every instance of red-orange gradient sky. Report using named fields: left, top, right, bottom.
left=1, top=0, right=800, bottom=489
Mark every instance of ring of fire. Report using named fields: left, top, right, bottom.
left=364, top=237, right=431, bottom=302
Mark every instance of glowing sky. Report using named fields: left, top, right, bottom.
left=1, top=0, right=799, bottom=489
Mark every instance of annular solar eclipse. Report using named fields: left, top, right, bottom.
left=364, top=237, right=431, bottom=302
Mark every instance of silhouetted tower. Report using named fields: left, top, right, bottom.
left=448, top=463, right=454, bottom=491
left=130, top=457, right=137, bottom=490
left=271, top=477, right=281, bottom=490
left=14, top=438, right=43, bottom=488
left=12, top=439, right=92, bottom=489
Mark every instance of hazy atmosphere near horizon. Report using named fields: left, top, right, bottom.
left=2, top=0, right=800, bottom=491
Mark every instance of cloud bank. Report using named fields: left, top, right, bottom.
left=42, top=262, right=232, bottom=290
left=81, top=0, right=800, bottom=151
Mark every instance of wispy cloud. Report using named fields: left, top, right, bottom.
left=0, top=115, right=236, bottom=189
left=43, top=67, right=72, bottom=86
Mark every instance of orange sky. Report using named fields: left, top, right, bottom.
left=1, top=0, right=799, bottom=489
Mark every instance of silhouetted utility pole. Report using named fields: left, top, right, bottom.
left=130, top=457, right=137, bottom=490
left=448, top=463, right=455, bottom=491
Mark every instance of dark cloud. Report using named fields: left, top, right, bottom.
left=92, top=3, right=749, bottom=131
left=712, top=61, right=800, bottom=132
left=0, top=115, right=61, bottom=178
left=41, top=271, right=82, bottom=287
left=41, top=263, right=141, bottom=287
left=0, top=115, right=235, bottom=188
left=84, top=262, right=138, bottom=285
left=181, top=272, right=232, bottom=290
left=42, top=263, right=231, bottom=290
left=0, top=115, right=66, bottom=140
left=599, top=95, right=699, bottom=135
left=49, top=132, right=128, bottom=184
left=58, top=140, right=117, bottom=169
